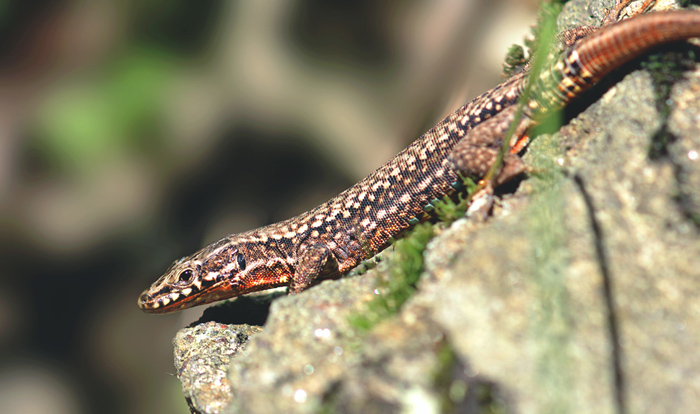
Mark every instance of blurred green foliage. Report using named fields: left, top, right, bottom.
left=23, top=0, right=223, bottom=176
left=36, top=49, right=176, bottom=172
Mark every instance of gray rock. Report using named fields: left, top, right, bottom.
left=223, top=273, right=380, bottom=413
left=174, top=323, right=262, bottom=414
left=172, top=1, right=700, bottom=412
left=422, top=2, right=700, bottom=412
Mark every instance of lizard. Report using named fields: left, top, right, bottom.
left=139, top=0, right=700, bottom=314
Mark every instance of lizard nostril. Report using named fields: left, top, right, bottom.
left=137, top=292, right=149, bottom=308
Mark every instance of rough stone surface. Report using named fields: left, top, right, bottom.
left=224, top=272, right=381, bottom=413
left=172, top=1, right=700, bottom=413
left=174, top=323, right=262, bottom=414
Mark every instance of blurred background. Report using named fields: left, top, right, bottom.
left=0, top=0, right=537, bottom=412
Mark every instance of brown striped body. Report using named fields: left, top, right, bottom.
left=139, top=6, right=700, bottom=314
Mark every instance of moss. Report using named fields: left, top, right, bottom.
left=503, top=1, right=566, bottom=76
left=350, top=1, right=568, bottom=332
left=503, top=44, right=528, bottom=77
left=349, top=222, right=434, bottom=331
left=432, top=176, right=478, bottom=223
left=484, top=5, right=562, bottom=191
left=349, top=173, right=478, bottom=332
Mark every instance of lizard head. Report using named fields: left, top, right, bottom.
left=137, top=238, right=248, bottom=314
left=138, top=234, right=294, bottom=314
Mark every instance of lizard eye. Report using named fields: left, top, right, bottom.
left=236, top=254, right=246, bottom=271
left=177, top=269, right=194, bottom=284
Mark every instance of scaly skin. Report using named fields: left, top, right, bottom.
left=139, top=3, right=700, bottom=314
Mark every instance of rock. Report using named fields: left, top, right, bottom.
left=172, top=1, right=700, bottom=412
left=224, top=272, right=380, bottom=413
left=174, top=323, right=262, bottom=413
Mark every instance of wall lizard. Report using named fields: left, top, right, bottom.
left=139, top=0, right=700, bottom=314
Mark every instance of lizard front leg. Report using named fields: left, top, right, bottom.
left=449, top=106, right=533, bottom=187
left=289, top=242, right=340, bottom=294
left=447, top=106, right=534, bottom=218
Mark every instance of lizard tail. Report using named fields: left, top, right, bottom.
left=533, top=11, right=700, bottom=110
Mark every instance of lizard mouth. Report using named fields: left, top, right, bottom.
left=137, top=291, right=162, bottom=313
left=137, top=290, right=182, bottom=314
left=137, top=284, right=224, bottom=314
